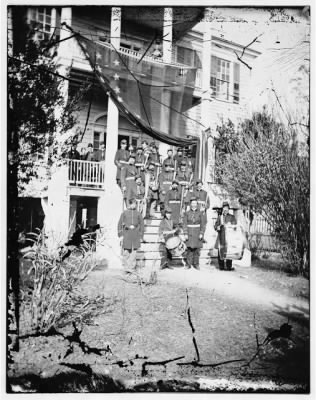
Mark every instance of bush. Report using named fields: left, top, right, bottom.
left=215, top=111, right=309, bottom=276
left=20, top=230, right=98, bottom=334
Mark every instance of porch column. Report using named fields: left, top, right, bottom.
left=45, top=7, right=73, bottom=248
left=97, top=7, right=123, bottom=268
left=159, top=7, right=173, bottom=159
left=201, top=7, right=213, bottom=183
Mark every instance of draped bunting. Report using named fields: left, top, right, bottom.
left=71, top=28, right=203, bottom=146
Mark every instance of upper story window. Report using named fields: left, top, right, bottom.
left=176, top=46, right=202, bottom=69
left=211, top=56, right=240, bottom=104
left=28, top=7, right=53, bottom=41
left=120, top=40, right=142, bottom=53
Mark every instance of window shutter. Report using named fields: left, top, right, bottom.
left=211, top=55, right=217, bottom=76
left=233, top=62, right=240, bottom=104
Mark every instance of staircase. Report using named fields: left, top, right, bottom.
left=137, top=211, right=218, bottom=268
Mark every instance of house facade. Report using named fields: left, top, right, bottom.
left=12, top=6, right=260, bottom=246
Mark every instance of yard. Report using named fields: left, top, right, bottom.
left=8, top=256, right=309, bottom=393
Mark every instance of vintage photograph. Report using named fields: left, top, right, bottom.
left=6, top=3, right=310, bottom=394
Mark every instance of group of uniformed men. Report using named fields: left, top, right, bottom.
left=116, top=139, right=234, bottom=271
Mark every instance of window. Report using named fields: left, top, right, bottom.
left=210, top=56, right=240, bottom=103
left=28, top=7, right=52, bottom=41
left=93, top=132, right=100, bottom=152
left=120, top=40, right=141, bottom=53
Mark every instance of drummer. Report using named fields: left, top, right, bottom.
left=214, top=201, right=237, bottom=271
left=183, top=197, right=206, bottom=270
left=164, top=180, right=182, bottom=226
left=158, top=207, right=177, bottom=270
left=132, top=175, right=146, bottom=214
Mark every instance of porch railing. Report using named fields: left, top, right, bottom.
left=67, top=159, right=105, bottom=188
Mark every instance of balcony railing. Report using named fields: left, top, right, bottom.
left=67, top=159, right=104, bottom=188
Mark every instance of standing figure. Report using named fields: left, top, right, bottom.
left=118, top=198, right=144, bottom=269
left=183, top=198, right=206, bottom=270
left=132, top=175, right=146, bottom=214
left=84, top=143, right=95, bottom=161
left=164, top=180, right=182, bottom=226
left=141, top=140, right=151, bottom=170
left=162, top=148, right=175, bottom=172
left=93, top=141, right=106, bottom=161
left=176, top=161, right=192, bottom=196
left=121, top=154, right=138, bottom=206
left=194, top=179, right=210, bottom=219
left=186, top=151, right=195, bottom=175
left=149, top=145, right=161, bottom=176
left=145, top=162, right=159, bottom=218
left=158, top=207, right=176, bottom=270
left=184, top=182, right=196, bottom=211
left=114, top=139, right=129, bottom=187
left=214, top=201, right=237, bottom=271
left=135, top=147, right=145, bottom=175
left=158, top=162, right=174, bottom=215
left=174, top=148, right=187, bottom=173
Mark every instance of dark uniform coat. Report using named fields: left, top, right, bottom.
left=184, top=190, right=196, bottom=207
left=121, top=164, right=138, bottom=202
left=146, top=170, right=159, bottom=200
left=183, top=209, right=206, bottom=248
left=114, top=149, right=129, bottom=180
left=162, top=156, right=175, bottom=171
left=93, top=148, right=106, bottom=161
left=214, top=213, right=237, bottom=258
left=158, top=170, right=174, bottom=203
left=164, top=188, right=182, bottom=225
left=118, top=209, right=144, bottom=250
left=174, top=155, right=187, bottom=171
left=194, top=188, right=210, bottom=211
left=176, top=170, right=192, bottom=196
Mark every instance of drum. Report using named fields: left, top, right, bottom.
left=219, top=224, right=244, bottom=260
left=165, top=235, right=187, bottom=257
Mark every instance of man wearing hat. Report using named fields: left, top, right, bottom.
left=183, top=197, right=206, bottom=270
left=214, top=201, right=237, bottom=271
left=174, top=148, right=187, bottom=173
left=158, top=207, right=177, bottom=270
left=176, top=161, right=192, bottom=197
left=118, top=197, right=144, bottom=270
left=158, top=161, right=174, bottom=214
left=114, top=139, right=129, bottom=187
left=194, top=179, right=210, bottom=216
left=131, top=175, right=146, bottom=214
left=121, top=154, right=138, bottom=205
left=164, top=180, right=182, bottom=225
left=145, top=162, right=159, bottom=218
left=94, top=141, right=106, bottom=162
left=162, top=148, right=175, bottom=172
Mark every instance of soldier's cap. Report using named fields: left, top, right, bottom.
left=172, top=180, right=179, bottom=185
left=100, top=141, right=105, bottom=146
left=164, top=161, right=171, bottom=166
left=196, top=179, right=203, bottom=184
left=129, top=198, right=136, bottom=204
left=135, top=175, right=142, bottom=180
left=121, top=139, right=127, bottom=144
left=180, top=161, right=187, bottom=166
left=167, top=148, right=173, bottom=152
left=165, top=207, right=172, bottom=214
left=129, top=153, right=136, bottom=159
left=148, top=161, right=155, bottom=166
left=177, top=148, right=183, bottom=152
left=87, top=143, right=93, bottom=148
left=190, top=197, right=198, bottom=202
left=222, top=201, right=230, bottom=208
left=136, top=147, right=142, bottom=151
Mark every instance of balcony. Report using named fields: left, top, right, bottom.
left=67, top=159, right=104, bottom=189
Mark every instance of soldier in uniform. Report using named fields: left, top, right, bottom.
left=184, top=182, right=196, bottom=211
left=118, top=197, right=144, bottom=269
left=135, top=146, right=145, bottom=172
left=158, top=161, right=174, bottom=215
left=186, top=151, right=195, bottom=175
left=176, top=161, right=192, bottom=196
left=214, top=201, right=237, bottom=271
left=149, top=144, right=161, bottom=176
left=158, top=207, right=178, bottom=270
left=114, top=139, right=129, bottom=187
left=162, top=148, right=175, bottom=172
left=164, top=180, right=182, bottom=226
left=121, top=154, right=138, bottom=206
left=142, top=140, right=151, bottom=169
left=183, top=197, right=206, bottom=270
left=145, top=162, right=159, bottom=218
left=194, top=179, right=210, bottom=218
left=174, top=148, right=186, bottom=173
left=132, top=175, right=146, bottom=214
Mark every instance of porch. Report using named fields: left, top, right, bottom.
left=67, top=159, right=105, bottom=189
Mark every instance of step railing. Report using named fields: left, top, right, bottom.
left=67, top=159, right=105, bottom=188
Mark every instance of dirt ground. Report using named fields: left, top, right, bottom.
left=8, top=257, right=310, bottom=393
